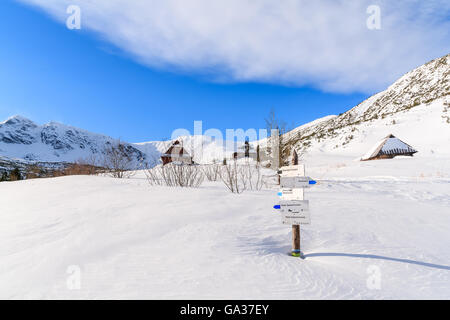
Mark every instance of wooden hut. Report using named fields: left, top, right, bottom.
left=361, top=134, right=418, bottom=161
left=161, top=140, right=193, bottom=165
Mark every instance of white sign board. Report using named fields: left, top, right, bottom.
left=280, top=176, right=314, bottom=189
left=279, top=200, right=311, bottom=225
left=279, top=165, right=305, bottom=177
left=279, top=188, right=303, bottom=201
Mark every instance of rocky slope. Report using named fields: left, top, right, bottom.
left=0, top=116, right=147, bottom=172
left=281, top=54, right=450, bottom=160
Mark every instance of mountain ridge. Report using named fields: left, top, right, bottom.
left=0, top=115, right=147, bottom=169
left=281, top=54, right=449, bottom=160
left=1, top=53, right=449, bottom=173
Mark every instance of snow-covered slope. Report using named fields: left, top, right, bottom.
left=283, top=54, right=450, bottom=160
left=0, top=116, right=148, bottom=166
left=300, top=98, right=450, bottom=160
left=1, top=170, right=449, bottom=299
left=137, top=54, right=450, bottom=165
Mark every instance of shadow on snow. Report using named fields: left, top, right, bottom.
left=304, top=252, right=450, bottom=270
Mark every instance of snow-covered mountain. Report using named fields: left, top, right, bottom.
left=1, top=53, right=449, bottom=171
left=0, top=116, right=148, bottom=168
left=282, top=54, right=450, bottom=161
left=154, top=53, right=449, bottom=164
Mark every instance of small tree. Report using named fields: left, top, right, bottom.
left=265, top=108, right=289, bottom=167
left=102, top=140, right=136, bottom=179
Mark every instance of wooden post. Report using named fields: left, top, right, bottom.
left=291, top=150, right=302, bottom=258
left=292, top=225, right=301, bottom=257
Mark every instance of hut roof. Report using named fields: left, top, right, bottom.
left=162, top=140, right=191, bottom=158
left=361, top=134, right=418, bottom=161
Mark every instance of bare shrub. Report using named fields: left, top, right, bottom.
left=63, top=163, right=99, bottom=176
left=219, top=159, right=245, bottom=194
left=26, top=165, right=44, bottom=179
left=144, top=163, right=165, bottom=186
left=59, top=154, right=102, bottom=176
left=219, top=160, right=267, bottom=193
left=9, top=168, right=23, bottom=181
left=145, top=163, right=204, bottom=188
left=240, top=161, right=265, bottom=191
left=102, top=140, right=136, bottom=179
left=78, top=154, right=101, bottom=171
left=202, top=164, right=221, bottom=181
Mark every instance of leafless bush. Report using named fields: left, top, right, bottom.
left=144, top=163, right=165, bottom=186
left=63, top=163, right=100, bottom=176
left=202, top=164, right=221, bottom=181
left=26, top=165, right=44, bottom=179
left=219, top=159, right=245, bottom=194
left=9, top=168, right=22, bottom=181
left=102, top=140, right=136, bottom=179
left=63, top=155, right=103, bottom=176
left=79, top=154, right=100, bottom=171
left=145, top=163, right=204, bottom=188
left=220, top=160, right=267, bottom=193
left=44, top=156, right=103, bottom=178
left=240, top=162, right=265, bottom=191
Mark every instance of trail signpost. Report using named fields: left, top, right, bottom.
left=280, top=176, right=317, bottom=189
left=277, top=188, right=302, bottom=200
left=273, top=161, right=316, bottom=259
left=278, top=200, right=311, bottom=225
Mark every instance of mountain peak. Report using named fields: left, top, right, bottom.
left=281, top=52, right=450, bottom=158
left=1, top=115, right=36, bottom=126
left=0, top=115, right=148, bottom=166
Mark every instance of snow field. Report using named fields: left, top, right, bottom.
left=1, top=159, right=449, bottom=299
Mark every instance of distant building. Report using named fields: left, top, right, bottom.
left=232, top=141, right=258, bottom=161
left=361, top=134, right=418, bottom=161
left=161, top=140, right=193, bottom=165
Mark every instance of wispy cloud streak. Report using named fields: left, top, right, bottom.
left=18, top=0, right=450, bottom=93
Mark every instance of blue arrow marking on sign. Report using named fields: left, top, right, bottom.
left=309, top=180, right=317, bottom=185
left=273, top=205, right=281, bottom=210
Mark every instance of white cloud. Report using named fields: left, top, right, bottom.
left=18, top=0, right=450, bottom=93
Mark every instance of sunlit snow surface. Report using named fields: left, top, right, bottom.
left=1, top=154, right=449, bottom=299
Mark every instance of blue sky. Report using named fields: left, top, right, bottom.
left=1, top=1, right=448, bottom=142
